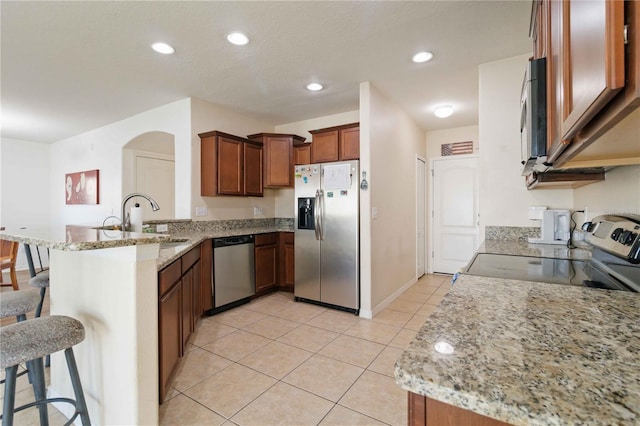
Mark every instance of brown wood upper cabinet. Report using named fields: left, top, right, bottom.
left=247, top=133, right=306, bottom=188
left=532, top=0, right=640, bottom=168
left=309, top=123, right=360, bottom=163
left=199, top=130, right=263, bottom=196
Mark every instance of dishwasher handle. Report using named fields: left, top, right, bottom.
left=213, top=235, right=255, bottom=248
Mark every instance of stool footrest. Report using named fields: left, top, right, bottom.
left=0, top=397, right=81, bottom=425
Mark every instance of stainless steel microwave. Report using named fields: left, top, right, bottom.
left=520, top=57, right=548, bottom=175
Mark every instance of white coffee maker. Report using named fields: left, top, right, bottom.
left=528, top=207, right=571, bottom=245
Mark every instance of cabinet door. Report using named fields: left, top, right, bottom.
left=244, top=142, right=263, bottom=196
left=560, top=0, right=625, bottom=142
left=159, top=281, right=181, bottom=402
left=191, top=260, right=201, bottom=327
left=200, top=240, right=213, bottom=314
left=200, top=136, right=218, bottom=196
left=294, top=145, right=311, bottom=165
left=181, top=268, right=193, bottom=347
left=217, top=137, right=244, bottom=195
left=264, top=136, right=293, bottom=187
left=255, top=243, right=277, bottom=292
left=284, top=238, right=294, bottom=287
left=339, top=126, right=360, bottom=160
left=311, top=130, right=339, bottom=163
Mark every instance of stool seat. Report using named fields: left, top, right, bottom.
left=0, top=316, right=85, bottom=369
left=0, top=290, right=41, bottom=319
left=29, top=270, right=49, bottom=289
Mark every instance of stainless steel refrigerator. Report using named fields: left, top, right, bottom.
left=294, top=160, right=359, bottom=314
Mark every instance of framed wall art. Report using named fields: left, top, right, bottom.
left=65, top=169, right=99, bottom=205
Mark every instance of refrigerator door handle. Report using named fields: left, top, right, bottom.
left=314, top=190, right=321, bottom=240
left=317, top=189, right=324, bottom=240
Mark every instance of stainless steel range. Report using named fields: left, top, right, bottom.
left=465, top=214, right=640, bottom=292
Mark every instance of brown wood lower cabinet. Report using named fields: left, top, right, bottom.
left=279, top=232, right=294, bottom=291
left=254, top=232, right=294, bottom=296
left=408, top=392, right=510, bottom=426
left=255, top=233, right=278, bottom=294
left=158, top=243, right=204, bottom=403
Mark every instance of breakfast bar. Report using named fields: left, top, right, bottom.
left=0, top=226, right=170, bottom=425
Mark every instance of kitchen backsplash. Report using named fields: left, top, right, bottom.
left=147, top=217, right=294, bottom=233
left=485, top=226, right=540, bottom=241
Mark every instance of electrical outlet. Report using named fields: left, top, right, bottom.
left=195, top=207, right=208, bottom=217
left=372, top=207, right=378, bottom=219
left=156, top=224, right=168, bottom=233
left=253, top=206, right=263, bottom=216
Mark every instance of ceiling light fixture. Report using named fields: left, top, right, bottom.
left=412, top=51, right=434, bottom=63
left=434, top=105, right=454, bottom=118
left=151, top=42, right=175, bottom=55
left=226, top=32, right=249, bottom=46
left=306, top=83, right=324, bottom=91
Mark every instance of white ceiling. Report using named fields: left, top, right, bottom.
left=1, top=1, right=532, bottom=144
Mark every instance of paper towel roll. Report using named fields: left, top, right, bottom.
left=130, top=204, right=143, bottom=232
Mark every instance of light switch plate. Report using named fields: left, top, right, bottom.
left=195, top=207, right=208, bottom=217
left=372, top=207, right=378, bottom=219
left=156, top=224, right=168, bottom=232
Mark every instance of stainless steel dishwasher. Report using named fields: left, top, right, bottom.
left=209, top=235, right=255, bottom=314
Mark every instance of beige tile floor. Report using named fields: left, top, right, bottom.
left=161, top=273, right=451, bottom=426
left=0, top=272, right=451, bottom=425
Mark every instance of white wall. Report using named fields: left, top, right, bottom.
left=0, top=138, right=52, bottom=270
left=49, top=98, right=192, bottom=228
left=361, top=82, right=426, bottom=316
left=478, top=54, right=573, bottom=234
left=190, top=98, right=277, bottom=220
left=273, top=110, right=360, bottom=218
left=574, top=165, right=640, bottom=219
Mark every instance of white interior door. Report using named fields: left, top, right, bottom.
left=432, top=156, right=479, bottom=274
left=135, top=155, right=175, bottom=220
left=416, top=157, right=426, bottom=278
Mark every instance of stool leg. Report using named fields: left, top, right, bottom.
left=27, top=358, right=49, bottom=426
left=2, top=365, right=18, bottom=426
left=35, top=287, right=46, bottom=318
left=64, top=348, right=91, bottom=426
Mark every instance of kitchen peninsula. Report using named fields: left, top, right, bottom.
left=1, top=219, right=294, bottom=424
left=1, top=226, right=171, bottom=425
left=395, top=263, right=640, bottom=425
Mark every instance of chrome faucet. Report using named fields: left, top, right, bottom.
left=120, top=193, right=160, bottom=231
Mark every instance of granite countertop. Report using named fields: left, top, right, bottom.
left=0, top=225, right=171, bottom=251
left=0, top=224, right=292, bottom=270
left=395, top=269, right=640, bottom=425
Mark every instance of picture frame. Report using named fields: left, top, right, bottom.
left=65, top=169, right=99, bottom=205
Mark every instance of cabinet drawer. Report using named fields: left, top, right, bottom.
left=159, top=259, right=181, bottom=297
left=255, top=233, right=278, bottom=246
left=182, top=246, right=201, bottom=273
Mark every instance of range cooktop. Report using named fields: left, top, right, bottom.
left=465, top=253, right=633, bottom=291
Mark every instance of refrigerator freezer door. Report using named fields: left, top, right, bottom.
left=320, top=160, right=359, bottom=310
left=294, top=165, right=321, bottom=302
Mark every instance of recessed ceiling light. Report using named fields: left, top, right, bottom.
left=151, top=42, right=175, bottom=55
left=227, top=32, right=249, bottom=46
left=412, top=51, right=433, bottom=63
left=306, top=83, right=324, bottom=91
left=434, top=105, right=454, bottom=118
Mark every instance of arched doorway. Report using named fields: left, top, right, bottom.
left=122, top=131, right=176, bottom=221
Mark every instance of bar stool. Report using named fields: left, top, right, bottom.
left=0, top=316, right=91, bottom=426
left=0, top=290, right=42, bottom=386
left=0, top=290, right=41, bottom=322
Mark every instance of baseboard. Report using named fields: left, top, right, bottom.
left=370, top=276, right=418, bottom=318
